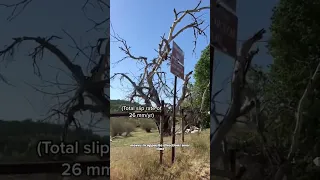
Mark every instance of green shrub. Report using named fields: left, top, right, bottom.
left=140, top=119, right=156, bottom=133
left=123, top=121, right=136, bottom=136
left=110, top=118, right=125, bottom=137
left=110, top=118, right=136, bottom=137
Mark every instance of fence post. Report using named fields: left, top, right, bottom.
left=172, top=76, right=177, bottom=164
left=181, top=109, right=185, bottom=143
left=159, top=100, right=164, bottom=164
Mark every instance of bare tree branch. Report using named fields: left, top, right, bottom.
left=0, top=36, right=86, bottom=83
left=81, top=0, right=109, bottom=32
left=210, top=29, right=266, bottom=162
left=0, top=0, right=33, bottom=21
left=0, top=35, right=110, bottom=140
left=0, top=0, right=109, bottom=32
left=287, top=60, right=320, bottom=159
left=200, top=81, right=210, bottom=113
left=0, top=0, right=110, bottom=141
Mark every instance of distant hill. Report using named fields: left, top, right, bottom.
left=110, top=99, right=142, bottom=113
left=0, top=119, right=109, bottom=162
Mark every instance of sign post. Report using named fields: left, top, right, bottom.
left=170, top=41, right=184, bottom=164
left=211, top=0, right=238, bottom=147
left=211, top=0, right=238, bottom=179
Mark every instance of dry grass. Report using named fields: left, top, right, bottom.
left=110, top=127, right=209, bottom=180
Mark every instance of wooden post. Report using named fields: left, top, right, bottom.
left=181, top=109, right=185, bottom=143
left=159, top=100, right=164, bottom=164
left=172, top=76, right=177, bottom=164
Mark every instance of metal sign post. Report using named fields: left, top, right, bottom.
left=211, top=0, right=239, bottom=179
left=170, top=41, right=184, bottom=164
left=211, top=0, right=238, bottom=149
left=172, top=76, right=177, bottom=164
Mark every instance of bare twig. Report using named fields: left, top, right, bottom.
left=0, top=0, right=33, bottom=21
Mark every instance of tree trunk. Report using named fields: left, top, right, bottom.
left=155, top=115, right=171, bottom=136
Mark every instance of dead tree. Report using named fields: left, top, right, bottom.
left=182, top=108, right=200, bottom=129
left=0, top=0, right=110, bottom=141
left=210, top=29, right=266, bottom=162
left=111, top=1, right=209, bottom=135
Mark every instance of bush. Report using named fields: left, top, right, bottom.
left=110, top=119, right=124, bottom=137
left=140, top=119, right=156, bottom=133
left=131, top=119, right=141, bottom=128
left=123, top=121, right=135, bottom=136
left=110, top=118, right=136, bottom=137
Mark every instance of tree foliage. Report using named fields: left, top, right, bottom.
left=192, top=45, right=210, bottom=128
left=263, top=0, right=320, bottom=179
left=194, top=45, right=210, bottom=105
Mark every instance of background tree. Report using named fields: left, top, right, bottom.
left=192, top=45, right=210, bottom=128
left=216, top=0, right=320, bottom=179
left=265, top=0, right=320, bottom=179
left=210, top=0, right=320, bottom=179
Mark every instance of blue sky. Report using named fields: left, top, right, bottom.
left=110, top=0, right=210, bottom=102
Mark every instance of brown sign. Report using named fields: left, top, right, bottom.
left=211, top=1, right=238, bottom=59
left=170, top=41, right=184, bottom=80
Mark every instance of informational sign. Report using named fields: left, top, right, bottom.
left=212, top=0, right=238, bottom=59
left=170, top=41, right=184, bottom=80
